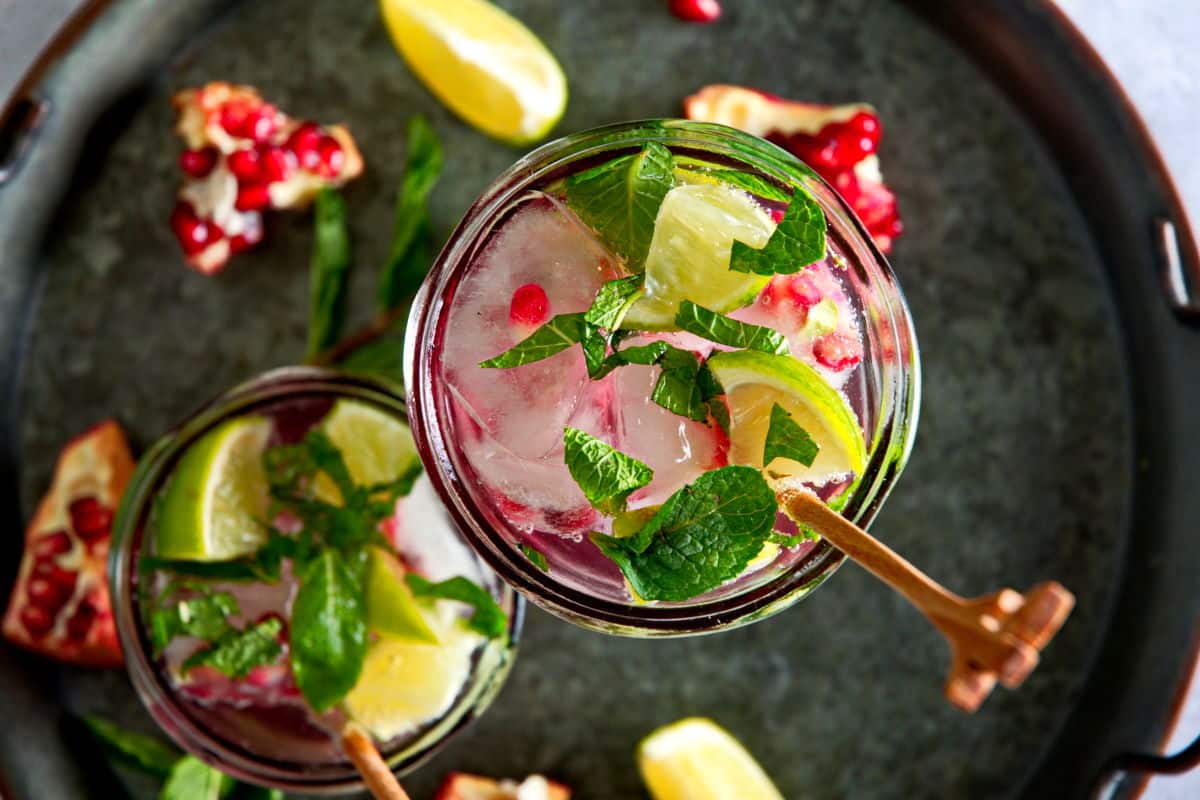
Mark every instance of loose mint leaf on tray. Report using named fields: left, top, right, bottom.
left=378, top=115, right=443, bottom=311
left=149, top=589, right=238, bottom=654
left=479, top=313, right=594, bottom=368
left=563, top=427, right=654, bottom=515
left=675, top=301, right=789, bottom=355
left=81, top=715, right=181, bottom=778
left=730, top=186, right=826, bottom=275
left=406, top=575, right=508, bottom=638
left=160, top=755, right=235, bottom=800
left=338, top=337, right=406, bottom=386
left=566, top=143, right=675, bottom=268
left=290, top=549, right=368, bottom=712
left=763, top=402, right=819, bottom=468
left=589, top=466, right=778, bottom=602
left=307, top=188, right=352, bottom=358
left=183, top=617, right=284, bottom=680
left=585, top=275, right=644, bottom=330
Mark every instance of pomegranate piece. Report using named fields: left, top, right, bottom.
left=684, top=85, right=903, bottom=253
left=668, top=0, right=722, bottom=24
left=813, top=332, right=863, bottom=371
left=170, top=82, right=365, bottom=275
left=2, top=421, right=134, bottom=667
left=509, top=282, right=551, bottom=327
left=436, top=773, right=571, bottom=800
left=543, top=505, right=598, bottom=533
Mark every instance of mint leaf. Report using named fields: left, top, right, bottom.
left=160, top=756, right=234, bottom=800
left=763, top=403, right=819, bottom=468
left=730, top=186, right=826, bottom=275
left=378, top=115, right=443, bottom=311
left=338, top=337, right=406, bottom=386
left=675, top=301, right=789, bottom=354
left=183, top=617, right=283, bottom=679
left=704, top=169, right=792, bottom=203
left=565, top=143, right=674, bottom=268
left=651, top=348, right=709, bottom=422
left=406, top=575, right=508, bottom=638
left=585, top=275, right=644, bottom=329
left=767, top=526, right=820, bottom=547
left=290, top=549, right=368, bottom=712
left=589, top=466, right=777, bottom=601
left=479, top=313, right=594, bottom=369
left=81, top=715, right=181, bottom=778
left=149, top=589, right=238, bottom=654
left=519, top=543, right=550, bottom=572
left=307, top=189, right=352, bottom=358
left=563, top=427, right=654, bottom=514
left=302, top=430, right=357, bottom=503
left=581, top=323, right=608, bottom=378
left=140, top=556, right=277, bottom=583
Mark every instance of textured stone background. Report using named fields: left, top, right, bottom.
left=1, top=0, right=1194, bottom=798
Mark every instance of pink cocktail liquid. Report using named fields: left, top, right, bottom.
left=437, top=186, right=871, bottom=606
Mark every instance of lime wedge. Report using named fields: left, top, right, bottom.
left=638, top=717, right=784, bottom=800
left=365, top=547, right=439, bottom=644
left=622, top=183, right=774, bottom=330
left=343, top=617, right=482, bottom=741
left=706, top=350, right=867, bottom=486
left=314, top=399, right=418, bottom=504
left=154, top=416, right=271, bottom=561
left=379, top=0, right=567, bottom=145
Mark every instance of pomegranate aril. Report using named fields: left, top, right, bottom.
left=66, top=601, right=96, bottom=641
left=170, top=203, right=217, bottom=255
left=32, top=530, right=72, bottom=559
left=20, top=605, right=54, bottom=637
left=314, top=136, right=345, bottom=178
left=286, top=122, right=323, bottom=171
left=786, top=274, right=824, bottom=308
left=257, top=146, right=295, bottom=182
left=228, top=148, right=262, bottom=182
left=219, top=102, right=253, bottom=138
left=33, top=560, right=78, bottom=592
left=509, top=283, right=551, bottom=326
left=669, top=0, right=722, bottom=23
left=229, top=212, right=264, bottom=254
left=813, top=333, right=862, bottom=371
left=69, top=497, right=112, bottom=540
left=179, top=147, right=218, bottom=178
left=27, top=577, right=69, bottom=612
left=235, top=184, right=272, bottom=212
left=244, top=105, right=278, bottom=143
left=544, top=506, right=598, bottom=532
left=845, top=111, right=881, bottom=145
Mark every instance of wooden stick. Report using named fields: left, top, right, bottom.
left=341, top=724, right=411, bottom=800
left=780, top=490, right=1075, bottom=712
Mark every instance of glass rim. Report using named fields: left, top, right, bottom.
left=405, top=119, right=921, bottom=636
left=109, top=366, right=525, bottom=793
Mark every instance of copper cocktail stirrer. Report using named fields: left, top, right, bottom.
left=342, top=724, right=412, bottom=800
left=780, top=490, right=1076, bottom=712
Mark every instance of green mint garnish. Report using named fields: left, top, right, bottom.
left=708, top=397, right=731, bottom=434
left=479, top=313, right=597, bottom=369
left=650, top=347, right=709, bottom=422
left=406, top=575, right=508, bottom=638
left=563, top=427, right=654, bottom=514
left=182, top=616, right=284, bottom=680
left=565, top=143, right=675, bottom=268
left=674, top=301, right=789, bottom=354
left=767, top=526, right=820, bottom=548
left=704, top=169, right=793, bottom=203
left=337, top=337, right=406, bottom=386
left=378, top=115, right=443, bottom=311
left=585, top=275, right=644, bottom=330
left=290, top=549, right=368, bottom=713
left=589, top=466, right=778, bottom=601
left=763, top=403, right=819, bottom=468
left=160, top=755, right=234, bottom=800
left=81, top=715, right=182, bottom=779
left=307, top=189, right=352, bottom=358
left=519, top=543, right=550, bottom=572
left=149, top=587, right=238, bottom=654
left=730, top=186, right=826, bottom=275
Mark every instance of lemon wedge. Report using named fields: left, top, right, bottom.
left=639, top=717, right=784, bottom=800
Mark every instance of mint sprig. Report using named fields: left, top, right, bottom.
left=161, top=756, right=234, bottom=800
left=763, top=403, right=819, bottom=468
left=149, top=586, right=238, bottom=654
left=730, top=186, right=826, bottom=275
left=182, top=617, right=284, bottom=680
left=565, top=143, right=675, bottom=268
left=585, top=275, right=644, bottom=330
left=589, top=466, right=778, bottom=601
left=307, top=189, right=352, bottom=358
left=564, top=427, right=654, bottom=514
left=81, top=715, right=182, bottom=779
left=590, top=341, right=717, bottom=423
left=290, top=549, right=368, bottom=713
left=406, top=575, right=508, bottom=638
left=479, top=313, right=597, bottom=369
left=674, top=301, right=789, bottom=354
left=378, top=115, right=443, bottom=311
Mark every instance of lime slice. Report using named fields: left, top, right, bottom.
left=343, top=617, right=482, bottom=741
left=365, top=547, right=439, bottom=644
left=638, top=718, right=784, bottom=800
left=314, top=399, right=418, bottom=504
left=379, top=0, right=567, bottom=145
left=154, top=416, right=271, bottom=561
left=706, top=350, right=867, bottom=486
left=622, top=183, right=774, bottom=330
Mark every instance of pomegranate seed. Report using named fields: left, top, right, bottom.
left=544, top=506, right=598, bottom=532
left=669, top=0, right=722, bottom=23
left=786, top=274, right=823, bottom=308
left=218, top=102, right=252, bottom=138
left=66, top=601, right=96, bottom=641
left=19, top=605, right=54, bottom=637
left=286, top=122, right=323, bottom=171
left=170, top=203, right=216, bottom=255
left=495, top=493, right=533, bottom=519
left=244, top=105, right=278, bottom=143
left=235, top=184, right=272, bottom=212
left=769, top=207, right=785, bottom=224
left=813, top=333, right=862, bottom=371
left=227, top=148, right=262, bottom=182
left=32, top=530, right=72, bottom=559
left=832, top=171, right=862, bottom=206
left=27, top=577, right=69, bottom=612
left=845, top=111, right=881, bottom=145
left=257, top=146, right=295, bottom=182
left=509, top=283, right=550, bottom=326
left=33, top=560, right=78, bottom=591
left=314, top=136, right=345, bottom=178
left=179, top=147, right=218, bottom=178
left=229, top=212, right=264, bottom=253
left=69, top=497, right=111, bottom=540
